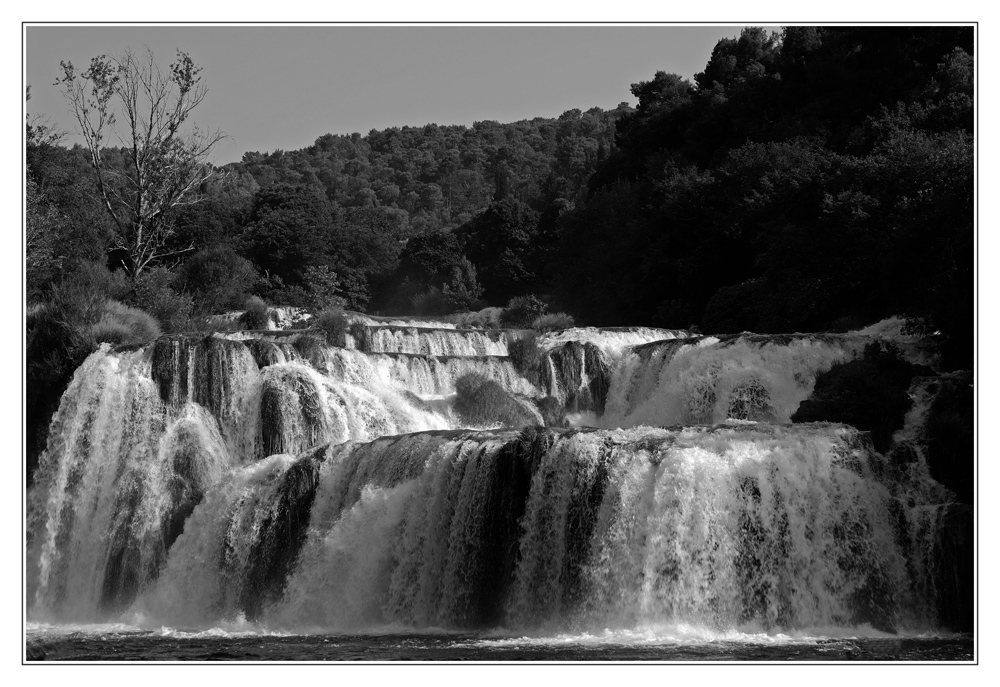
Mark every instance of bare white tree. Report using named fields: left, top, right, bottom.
left=57, top=47, right=226, bottom=278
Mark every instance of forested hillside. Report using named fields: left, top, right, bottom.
left=26, top=26, right=974, bottom=474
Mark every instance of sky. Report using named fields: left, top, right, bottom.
left=24, top=25, right=759, bottom=165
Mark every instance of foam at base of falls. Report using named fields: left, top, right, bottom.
left=138, top=424, right=952, bottom=634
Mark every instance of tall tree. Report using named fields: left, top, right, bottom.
left=56, top=47, right=225, bottom=278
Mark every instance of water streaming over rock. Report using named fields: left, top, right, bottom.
left=135, top=425, right=952, bottom=633
left=356, top=325, right=516, bottom=357
left=25, top=319, right=970, bottom=638
left=601, top=333, right=895, bottom=428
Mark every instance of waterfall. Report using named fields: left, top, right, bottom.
left=26, top=335, right=457, bottom=619
left=25, top=319, right=970, bottom=635
left=138, top=424, right=949, bottom=632
left=26, top=346, right=234, bottom=620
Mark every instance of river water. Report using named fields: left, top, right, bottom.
left=25, top=622, right=973, bottom=661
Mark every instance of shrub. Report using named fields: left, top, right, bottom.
left=500, top=294, right=548, bottom=328
left=411, top=286, right=451, bottom=316
left=448, top=307, right=503, bottom=329
left=292, top=333, right=326, bottom=369
left=314, top=308, right=348, bottom=347
left=303, top=264, right=348, bottom=311
left=507, top=331, right=542, bottom=382
left=88, top=301, right=162, bottom=346
left=240, top=296, right=274, bottom=330
left=531, top=312, right=575, bottom=332
left=178, top=246, right=261, bottom=315
left=453, top=374, right=536, bottom=428
left=701, top=279, right=768, bottom=334
left=348, top=320, right=369, bottom=350
left=61, top=260, right=132, bottom=303
left=129, top=267, right=193, bottom=334
left=46, top=260, right=131, bottom=328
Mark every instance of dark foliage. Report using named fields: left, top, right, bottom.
left=314, top=308, right=348, bottom=347
left=532, top=312, right=575, bottom=332
left=128, top=268, right=193, bottom=334
left=458, top=199, right=542, bottom=303
left=241, top=183, right=335, bottom=288
left=550, top=26, right=972, bottom=367
left=506, top=332, right=543, bottom=384
left=240, top=296, right=273, bottom=330
left=791, top=343, right=933, bottom=453
left=500, top=295, right=548, bottom=329
left=177, top=246, right=261, bottom=315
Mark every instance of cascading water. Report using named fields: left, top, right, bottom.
left=535, top=327, right=689, bottom=422
left=134, top=424, right=948, bottom=633
left=26, top=333, right=475, bottom=620
left=357, top=325, right=515, bottom=356
left=321, top=348, right=536, bottom=398
left=601, top=334, right=877, bottom=428
left=25, top=319, right=972, bottom=657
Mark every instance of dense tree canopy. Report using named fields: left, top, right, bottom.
left=27, top=26, right=974, bottom=370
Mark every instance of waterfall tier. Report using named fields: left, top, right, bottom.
left=122, top=424, right=960, bottom=633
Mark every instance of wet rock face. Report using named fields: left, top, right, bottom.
left=933, top=504, right=973, bottom=631
left=924, top=372, right=973, bottom=505
left=541, top=341, right=611, bottom=414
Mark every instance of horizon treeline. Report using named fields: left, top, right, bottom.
left=26, top=27, right=974, bottom=428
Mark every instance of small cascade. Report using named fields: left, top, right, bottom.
left=358, top=325, right=516, bottom=357
left=601, top=334, right=871, bottom=429
left=880, top=373, right=974, bottom=631
left=150, top=335, right=259, bottom=441
left=346, top=313, right=458, bottom=329
left=139, top=424, right=953, bottom=632
left=539, top=342, right=610, bottom=414
left=533, top=327, right=688, bottom=419
left=538, top=326, right=689, bottom=355
left=319, top=348, right=536, bottom=398
left=138, top=449, right=329, bottom=625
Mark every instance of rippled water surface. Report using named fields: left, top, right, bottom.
left=25, top=624, right=974, bottom=662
